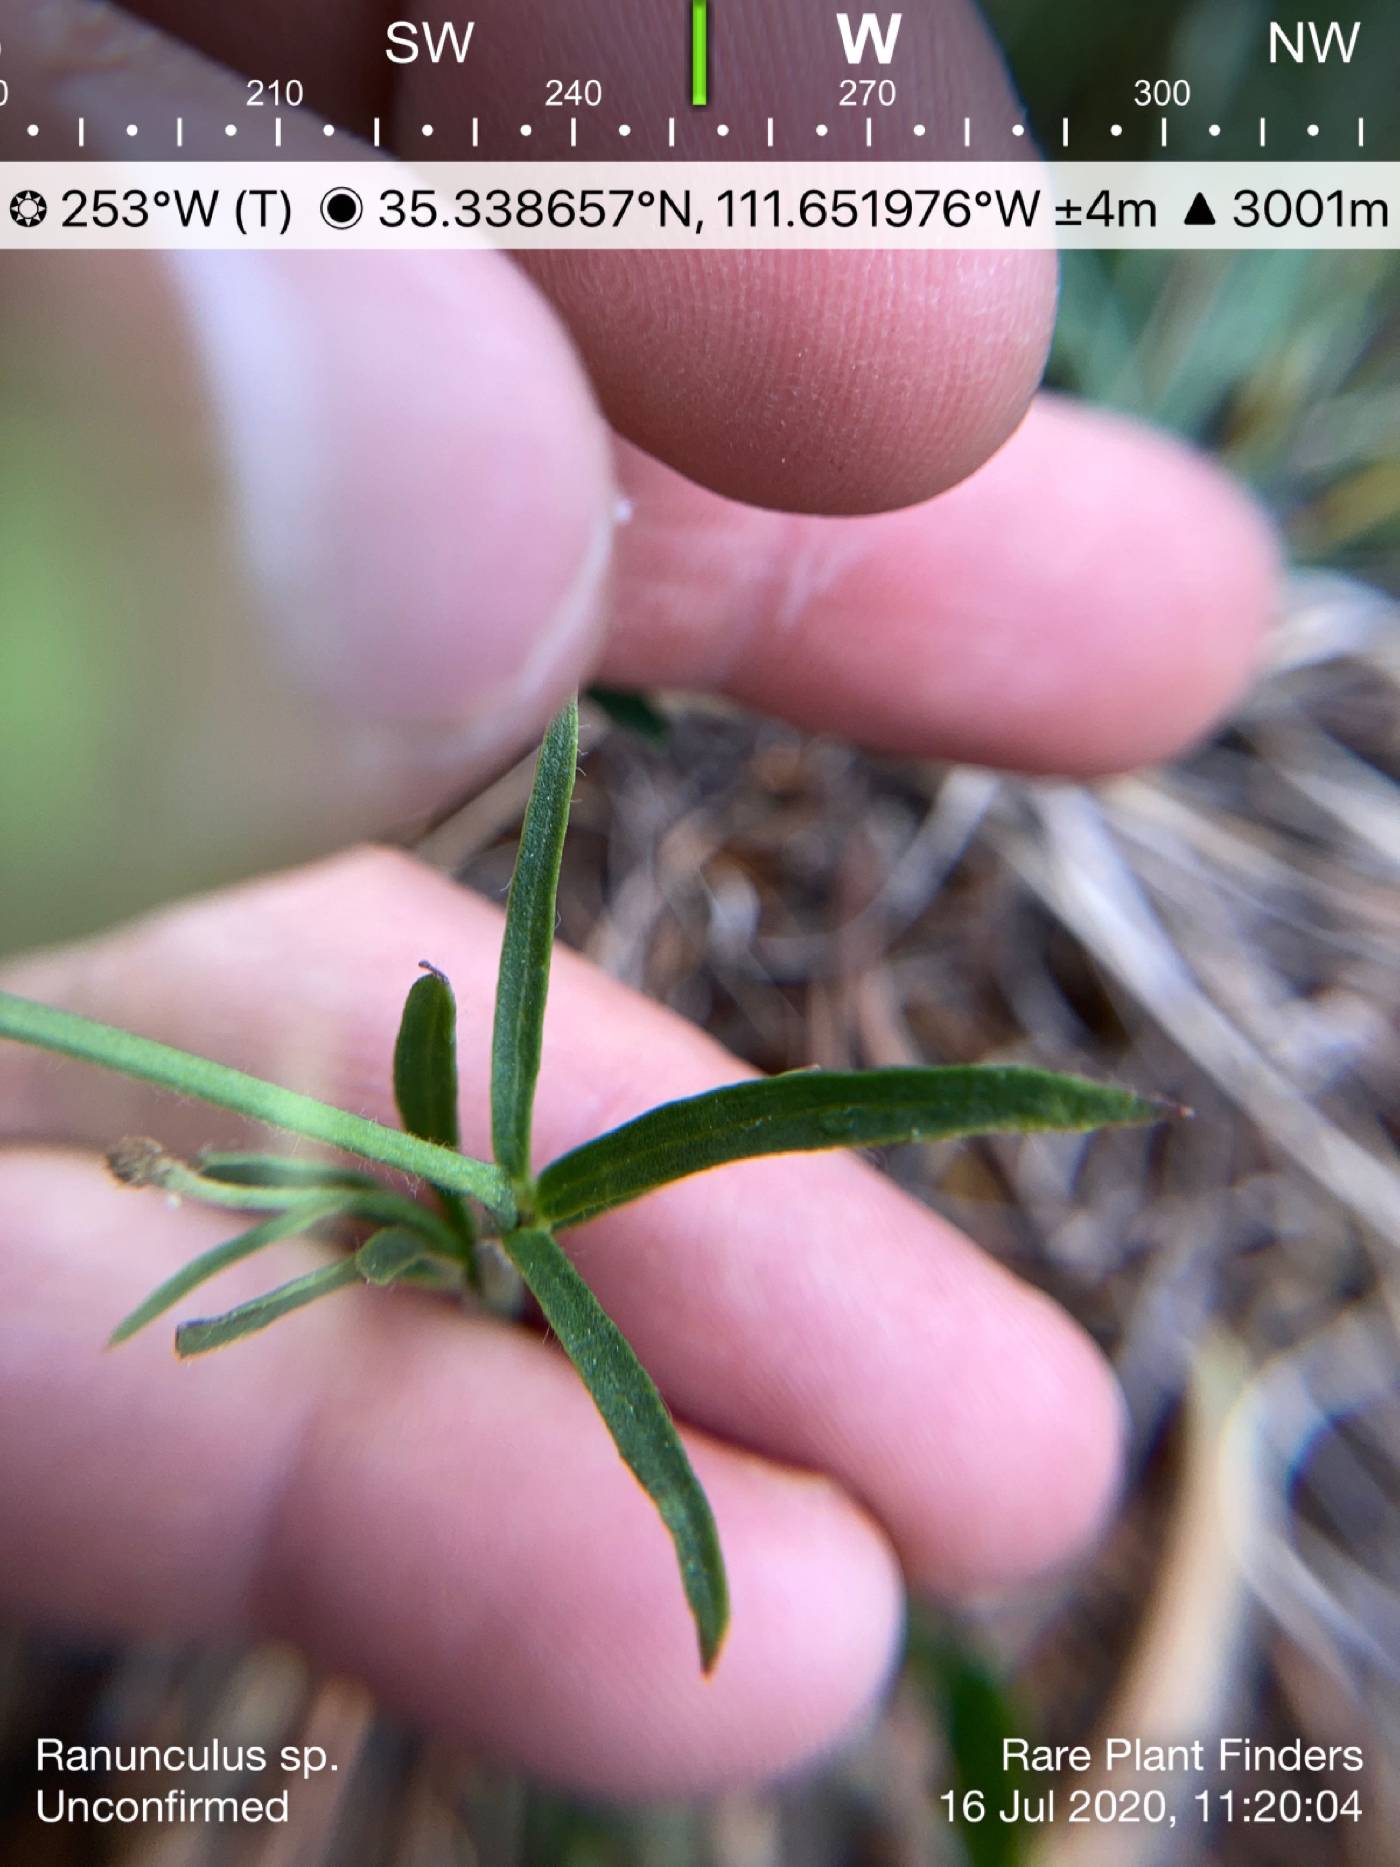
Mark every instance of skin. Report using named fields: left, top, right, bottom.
left=0, top=0, right=1279, bottom=1802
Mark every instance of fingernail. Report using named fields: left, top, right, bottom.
left=164, top=249, right=615, bottom=723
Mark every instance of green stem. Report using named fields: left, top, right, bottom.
left=0, top=990, right=516, bottom=1226
left=110, top=1142, right=470, bottom=1265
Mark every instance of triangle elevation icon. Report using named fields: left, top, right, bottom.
left=1184, top=191, right=1217, bottom=227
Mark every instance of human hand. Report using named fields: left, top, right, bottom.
left=1, top=0, right=1277, bottom=1801
left=1, top=0, right=1273, bottom=949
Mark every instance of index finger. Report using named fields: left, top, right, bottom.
left=100, top=0, right=1052, bottom=510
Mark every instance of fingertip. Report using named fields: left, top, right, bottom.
left=531, top=249, right=1059, bottom=516
left=263, top=1309, right=907, bottom=1799
left=901, top=248, right=1060, bottom=511
left=558, top=1445, right=909, bottom=1798
left=1000, top=400, right=1282, bottom=775
left=903, top=1288, right=1127, bottom=1597
left=603, top=392, right=1279, bottom=778
left=721, top=1453, right=910, bottom=1767
left=912, top=397, right=1281, bottom=776
left=909, top=396, right=1281, bottom=774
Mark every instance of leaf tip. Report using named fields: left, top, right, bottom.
left=356, top=1227, right=425, bottom=1287
left=1134, top=1091, right=1193, bottom=1123
left=108, top=1299, right=162, bottom=1347
left=173, top=1321, right=217, bottom=1359
left=699, top=1618, right=729, bottom=1675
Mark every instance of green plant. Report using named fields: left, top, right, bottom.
left=0, top=698, right=1169, bottom=1669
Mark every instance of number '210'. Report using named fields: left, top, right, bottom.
left=247, top=79, right=305, bottom=108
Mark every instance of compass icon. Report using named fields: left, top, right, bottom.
left=10, top=190, right=47, bottom=229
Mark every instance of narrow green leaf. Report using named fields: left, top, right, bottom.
left=111, top=1193, right=349, bottom=1345
left=108, top=1140, right=468, bottom=1265
left=391, top=966, right=480, bottom=1284
left=109, top=1139, right=352, bottom=1213
left=196, top=1151, right=382, bottom=1194
left=587, top=685, right=669, bottom=744
left=502, top=1226, right=728, bottom=1671
left=491, top=698, right=579, bottom=1184
left=175, top=1258, right=363, bottom=1357
left=0, top=990, right=516, bottom=1224
left=356, top=1226, right=427, bottom=1287
left=394, top=964, right=461, bottom=1149
left=538, top=1066, right=1168, bottom=1230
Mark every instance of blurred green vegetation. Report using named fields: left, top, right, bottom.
left=984, top=0, right=1400, bottom=589
left=1051, top=248, right=1399, bottom=586
left=986, top=0, right=1400, bottom=160
left=0, top=428, right=125, bottom=948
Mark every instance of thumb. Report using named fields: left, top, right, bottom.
left=0, top=14, right=615, bottom=954
left=0, top=246, right=616, bottom=956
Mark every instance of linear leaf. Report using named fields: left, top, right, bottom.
left=0, top=990, right=515, bottom=1223
left=356, top=1226, right=428, bottom=1286
left=394, top=964, right=461, bottom=1149
left=109, top=1193, right=351, bottom=1345
left=391, top=966, right=479, bottom=1283
left=108, top=1141, right=467, bottom=1264
left=502, top=1226, right=728, bottom=1671
left=109, top=1139, right=359, bottom=1213
left=196, top=1152, right=382, bottom=1194
left=491, top=698, right=579, bottom=1184
left=175, top=1258, right=363, bottom=1357
left=538, top=1066, right=1167, bottom=1229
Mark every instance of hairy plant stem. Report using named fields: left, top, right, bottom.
left=107, top=1139, right=469, bottom=1265
left=0, top=990, right=517, bottom=1226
